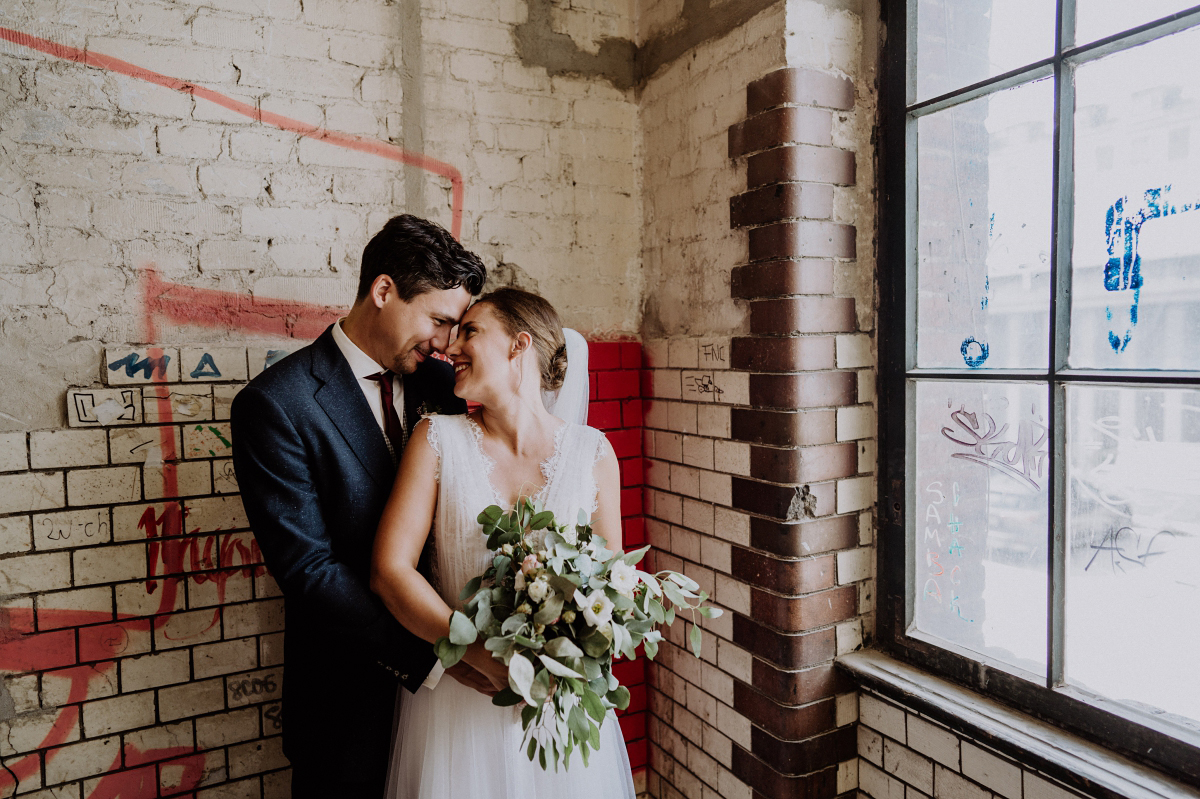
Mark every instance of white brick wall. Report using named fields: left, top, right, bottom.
left=856, top=691, right=1094, bottom=799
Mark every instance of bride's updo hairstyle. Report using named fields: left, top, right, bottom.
left=475, top=287, right=568, bottom=392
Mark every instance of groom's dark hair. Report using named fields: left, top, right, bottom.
left=357, top=214, right=487, bottom=302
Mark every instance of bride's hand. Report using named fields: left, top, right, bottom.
left=463, top=644, right=510, bottom=694
left=445, top=660, right=500, bottom=696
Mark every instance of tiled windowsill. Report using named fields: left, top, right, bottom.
left=838, top=650, right=1200, bottom=799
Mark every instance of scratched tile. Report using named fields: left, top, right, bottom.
left=142, top=385, right=213, bottom=423
left=109, top=426, right=183, bottom=464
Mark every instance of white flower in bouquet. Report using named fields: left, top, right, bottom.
left=576, top=589, right=614, bottom=628
left=527, top=575, right=551, bottom=603
left=608, top=559, right=639, bottom=598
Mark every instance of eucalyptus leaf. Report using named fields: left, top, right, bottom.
left=448, top=611, right=478, bottom=646
left=568, top=704, right=589, bottom=742
left=533, top=594, right=564, bottom=625
left=668, top=571, right=700, bottom=591
left=527, top=736, right=538, bottom=761
left=587, top=719, right=601, bottom=750
left=491, top=687, right=524, bottom=707
left=577, top=508, right=589, bottom=526
left=621, top=544, right=651, bottom=565
left=643, top=637, right=659, bottom=659
left=606, top=684, right=631, bottom=710
left=543, top=637, right=584, bottom=659
left=538, top=654, right=584, bottom=679
left=433, top=637, right=467, bottom=668
left=458, top=575, right=483, bottom=601
left=580, top=688, right=606, bottom=722
left=690, top=622, right=702, bottom=657
left=530, top=510, right=554, bottom=530
left=581, top=656, right=602, bottom=682
left=529, top=668, right=551, bottom=704
left=662, top=581, right=688, bottom=609
left=478, top=505, right=503, bottom=525
left=502, top=613, right=527, bottom=635
left=508, top=654, right=536, bottom=704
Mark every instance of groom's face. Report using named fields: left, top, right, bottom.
left=377, top=282, right=472, bottom=375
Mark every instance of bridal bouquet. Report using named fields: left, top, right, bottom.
left=433, top=498, right=720, bottom=771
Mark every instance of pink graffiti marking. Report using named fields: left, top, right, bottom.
left=0, top=26, right=471, bottom=795
left=0, top=26, right=465, bottom=239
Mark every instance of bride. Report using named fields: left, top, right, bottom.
left=370, top=288, right=637, bottom=799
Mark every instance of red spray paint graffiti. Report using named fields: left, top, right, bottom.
left=0, top=26, right=465, bottom=239
left=0, top=24, right=447, bottom=796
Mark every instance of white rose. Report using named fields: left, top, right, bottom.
left=527, top=576, right=550, bottom=603
left=560, top=525, right=578, bottom=546
left=609, top=560, right=640, bottom=598
left=577, top=589, right=614, bottom=628
left=514, top=571, right=526, bottom=591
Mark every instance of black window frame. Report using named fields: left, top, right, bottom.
left=876, top=0, right=1200, bottom=786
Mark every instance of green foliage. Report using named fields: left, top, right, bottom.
left=433, top=499, right=720, bottom=771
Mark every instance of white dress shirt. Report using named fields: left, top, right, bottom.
left=330, top=320, right=444, bottom=690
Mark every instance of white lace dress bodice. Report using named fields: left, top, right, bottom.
left=385, top=414, right=635, bottom=799
left=426, top=414, right=606, bottom=608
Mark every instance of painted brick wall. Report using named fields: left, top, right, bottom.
left=0, top=337, right=653, bottom=798
left=637, top=2, right=878, bottom=798
left=855, top=690, right=1091, bottom=799
left=0, top=0, right=642, bottom=432
left=586, top=339, right=650, bottom=785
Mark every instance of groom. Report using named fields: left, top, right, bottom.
left=231, top=215, right=487, bottom=798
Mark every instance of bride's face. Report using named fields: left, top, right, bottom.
left=446, top=303, right=522, bottom=403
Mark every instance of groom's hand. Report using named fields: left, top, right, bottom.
left=446, top=661, right=500, bottom=696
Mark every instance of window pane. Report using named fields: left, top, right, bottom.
left=1076, top=1, right=1197, bottom=45
left=911, top=380, right=1049, bottom=675
left=916, top=79, right=1054, bottom=370
left=1065, top=385, right=1200, bottom=725
left=915, top=0, right=1056, bottom=102
left=1069, top=27, right=1200, bottom=369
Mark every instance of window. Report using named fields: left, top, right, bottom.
left=877, top=0, right=1200, bottom=782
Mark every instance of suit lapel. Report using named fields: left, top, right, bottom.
left=310, top=329, right=394, bottom=489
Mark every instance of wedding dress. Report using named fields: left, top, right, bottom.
left=384, top=413, right=637, bottom=799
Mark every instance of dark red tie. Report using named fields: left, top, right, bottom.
left=367, top=371, right=405, bottom=457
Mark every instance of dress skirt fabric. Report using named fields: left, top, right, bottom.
left=386, top=678, right=636, bottom=799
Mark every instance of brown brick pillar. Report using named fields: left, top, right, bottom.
left=725, top=67, right=862, bottom=799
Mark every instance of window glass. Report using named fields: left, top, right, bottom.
left=1065, top=384, right=1200, bottom=725
left=917, top=79, right=1054, bottom=370
left=916, top=0, right=1056, bottom=102
left=1069, top=27, right=1200, bottom=370
left=911, top=380, right=1048, bottom=675
left=1076, top=0, right=1198, bottom=45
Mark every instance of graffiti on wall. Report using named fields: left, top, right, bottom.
left=0, top=22, right=471, bottom=795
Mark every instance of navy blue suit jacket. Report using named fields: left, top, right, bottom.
left=230, top=326, right=465, bottom=781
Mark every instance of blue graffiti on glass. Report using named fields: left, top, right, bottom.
left=960, top=337, right=989, bottom=368
left=1103, top=186, right=1197, bottom=352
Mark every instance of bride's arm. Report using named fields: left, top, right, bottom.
left=591, top=436, right=623, bottom=552
left=370, top=419, right=507, bottom=687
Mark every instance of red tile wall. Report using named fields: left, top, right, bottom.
left=588, top=340, right=649, bottom=774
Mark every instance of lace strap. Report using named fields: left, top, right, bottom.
left=594, top=428, right=612, bottom=464
left=425, top=415, right=442, bottom=483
